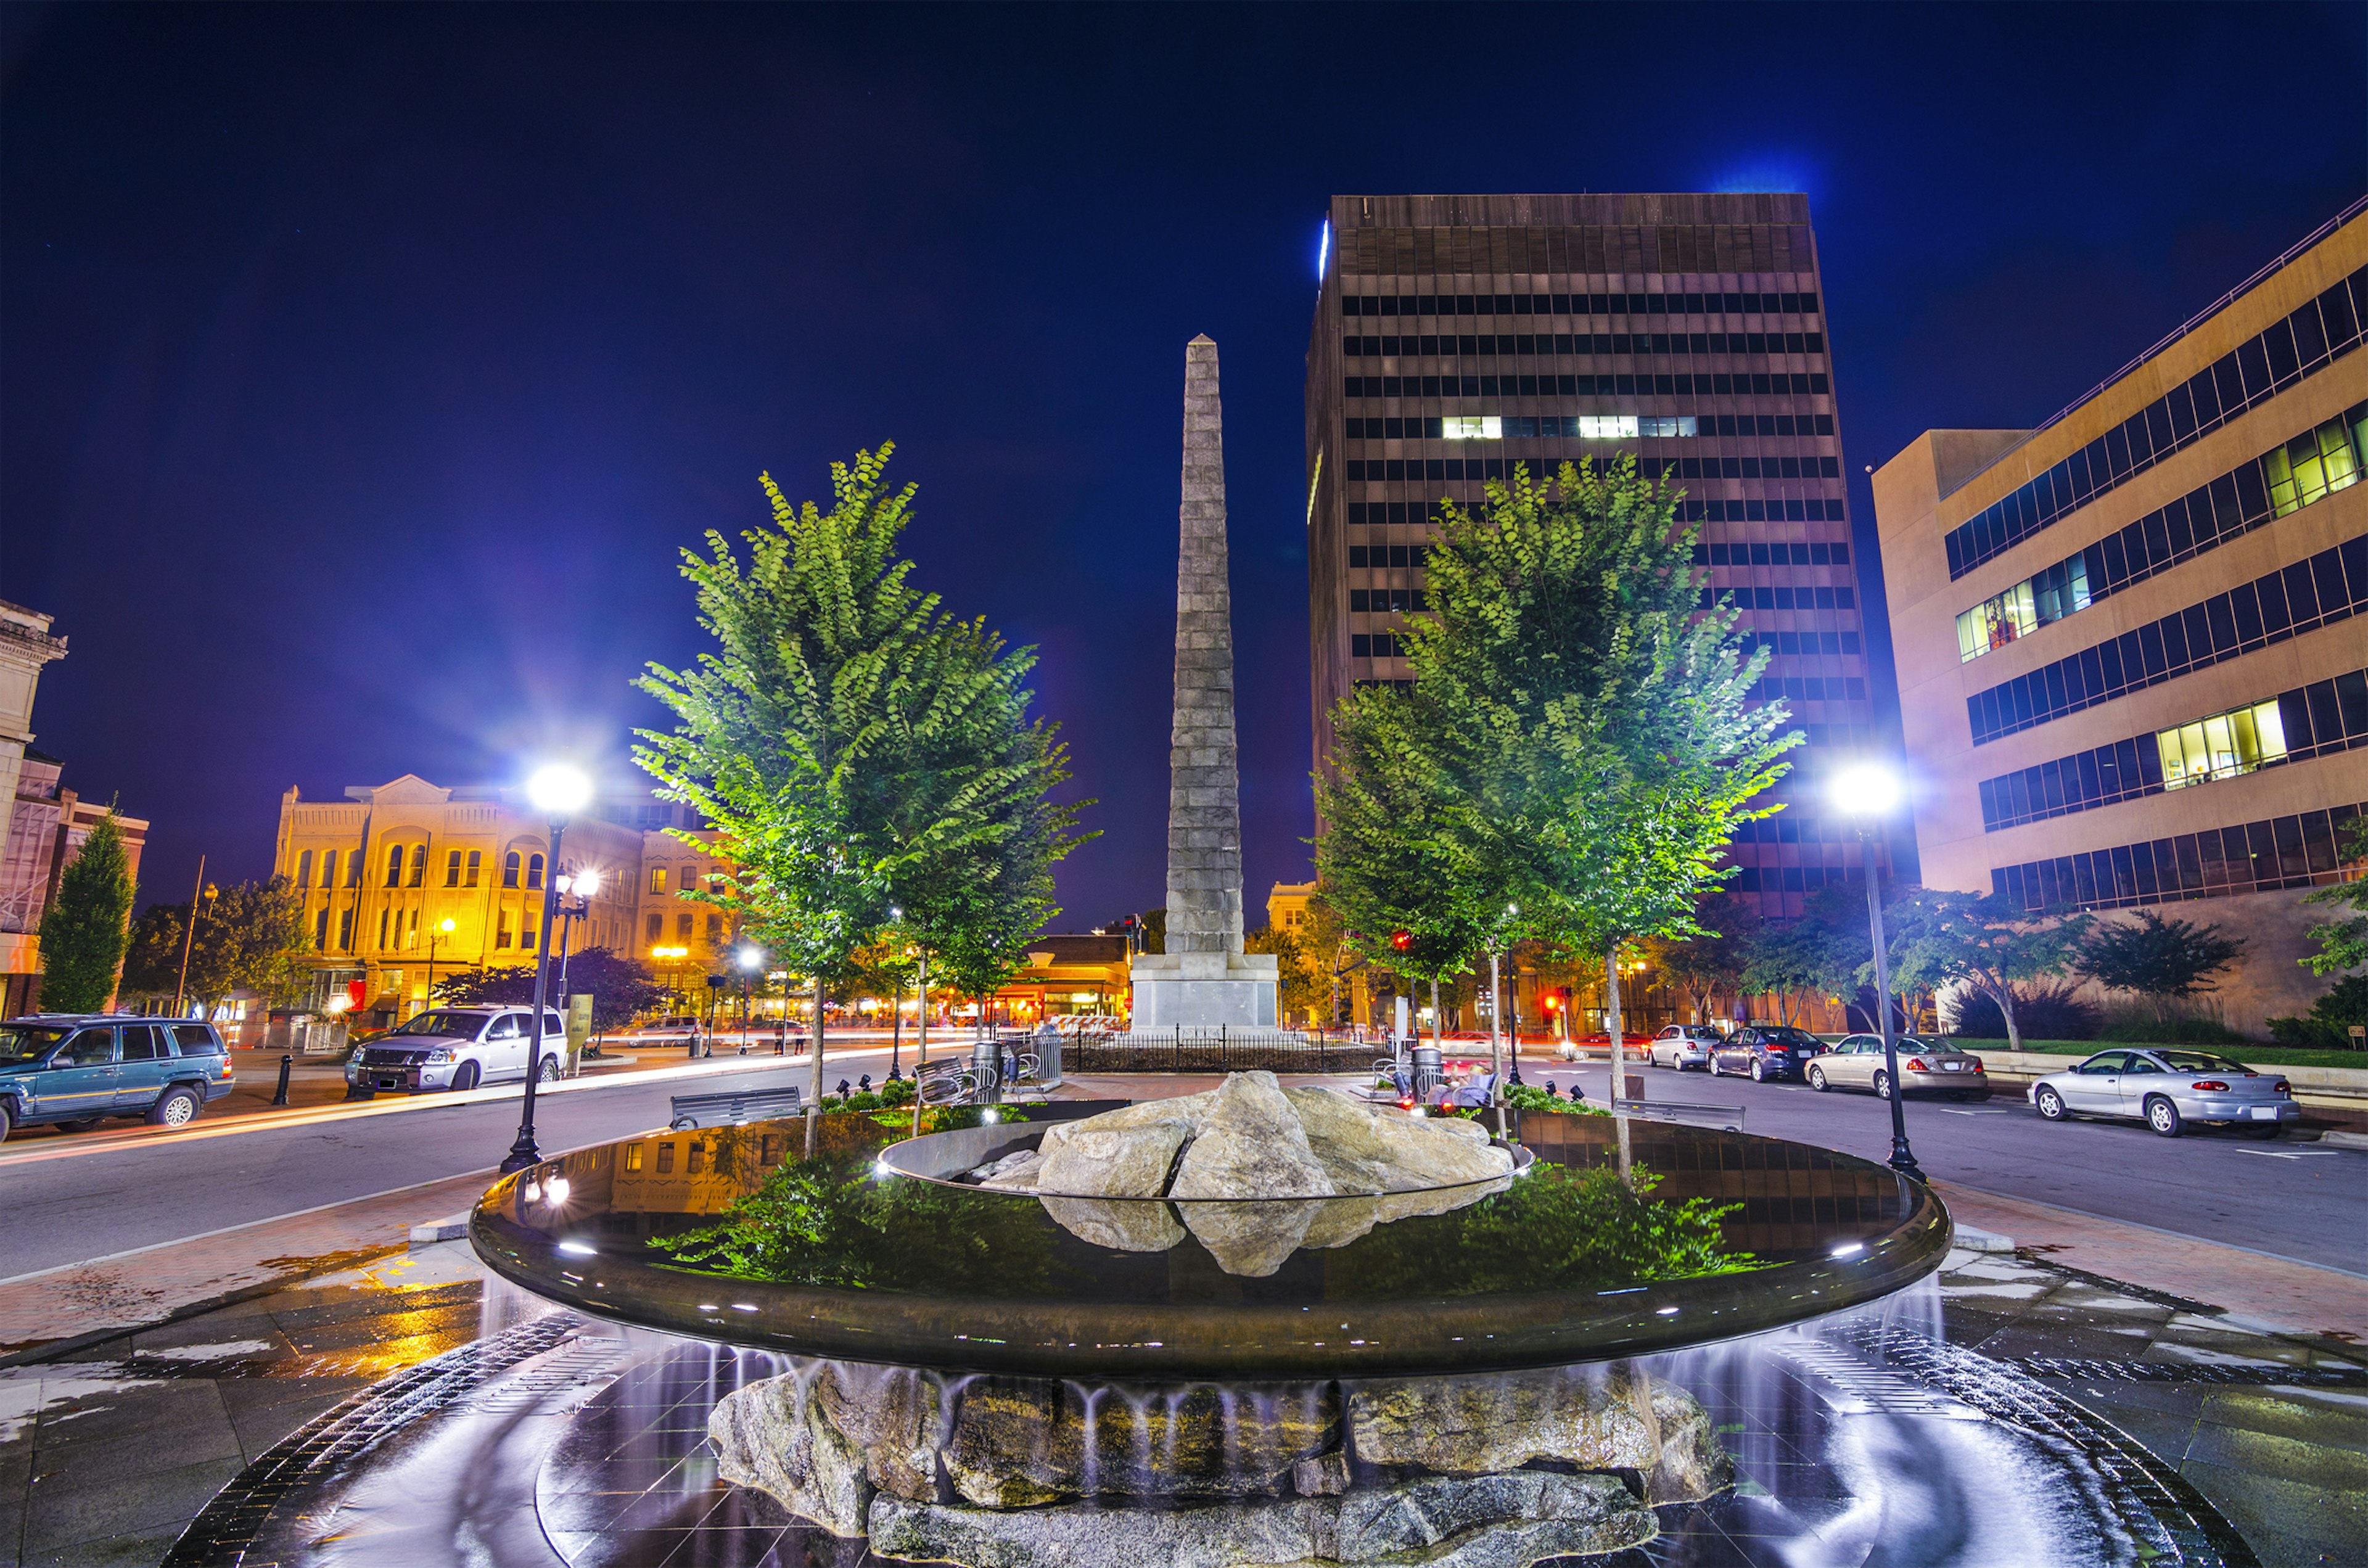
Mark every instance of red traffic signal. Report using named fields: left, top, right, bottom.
left=1390, top=930, right=1412, bottom=953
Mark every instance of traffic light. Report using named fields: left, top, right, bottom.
left=1391, top=929, right=1413, bottom=953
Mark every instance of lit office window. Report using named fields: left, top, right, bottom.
left=2159, top=699, right=2287, bottom=789
left=649, top=867, right=667, bottom=894
left=1441, top=416, right=1501, bottom=439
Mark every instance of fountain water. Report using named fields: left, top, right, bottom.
left=461, top=1074, right=1969, bottom=1565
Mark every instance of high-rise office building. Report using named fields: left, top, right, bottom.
left=1305, top=193, right=1880, bottom=918
left=1875, top=202, right=2367, bottom=1034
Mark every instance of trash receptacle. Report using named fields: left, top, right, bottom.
left=1411, top=1044, right=1442, bottom=1100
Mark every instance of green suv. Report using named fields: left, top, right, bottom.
left=0, top=1016, right=236, bottom=1140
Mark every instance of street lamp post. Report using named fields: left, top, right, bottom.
left=424, top=916, right=456, bottom=1012
left=736, top=945, right=762, bottom=1054
left=501, top=764, right=591, bottom=1176
left=553, top=868, right=601, bottom=1004
left=1832, top=761, right=1923, bottom=1181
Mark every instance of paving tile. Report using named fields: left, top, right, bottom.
left=31, top=1383, right=233, bottom=1461
left=2185, top=1421, right=2368, bottom=1493
left=22, top=1454, right=242, bottom=1554
left=2197, top=1387, right=2368, bottom=1454
left=19, top=1525, right=186, bottom=1568
left=2179, top=1459, right=2368, bottom=1568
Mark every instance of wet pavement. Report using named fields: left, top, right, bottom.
left=3, top=1230, right=2361, bottom=1568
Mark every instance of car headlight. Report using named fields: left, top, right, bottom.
left=424, top=1046, right=454, bottom=1064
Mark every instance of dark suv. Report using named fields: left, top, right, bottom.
left=1709, top=1024, right=1828, bottom=1083
left=0, top=1016, right=236, bottom=1139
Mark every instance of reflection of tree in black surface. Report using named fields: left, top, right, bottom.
left=648, top=1150, right=1074, bottom=1297
left=1328, top=1164, right=1763, bottom=1299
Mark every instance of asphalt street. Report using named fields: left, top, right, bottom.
left=2, top=1047, right=2361, bottom=1282
left=0, top=1045, right=911, bottom=1280
left=1532, top=1059, right=2368, bottom=1276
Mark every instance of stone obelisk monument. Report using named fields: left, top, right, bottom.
left=1129, top=336, right=1280, bottom=1030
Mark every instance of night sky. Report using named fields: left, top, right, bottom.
left=3, top=4, right=2361, bottom=929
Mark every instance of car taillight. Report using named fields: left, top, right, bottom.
left=2190, top=1080, right=2229, bottom=1091
left=1965, top=1056, right=1984, bottom=1071
left=2273, top=1079, right=2291, bottom=1096
left=220, top=1062, right=233, bottom=1078
left=1904, top=1057, right=1928, bottom=1072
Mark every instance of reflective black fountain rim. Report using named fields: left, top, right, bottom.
left=471, top=1107, right=1951, bottom=1379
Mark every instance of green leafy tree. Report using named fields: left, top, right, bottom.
left=635, top=446, right=1088, bottom=1097
left=1244, top=924, right=1326, bottom=1023
left=2076, top=909, right=2245, bottom=999
left=1320, top=458, right=1796, bottom=1054
left=1880, top=889, right=2092, bottom=1054
left=2297, top=816, right=2368, bottom=978
left=1314, top=681, right=1486, bottom=1044
left=35, top=815, right=134, bottom=1012
left=435, top=947, right=668, bottom=1034
left=1648, top=892, right=1757, bottom=1024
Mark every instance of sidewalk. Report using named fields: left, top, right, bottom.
left=1931, top=1180, right=2368, bottom=1342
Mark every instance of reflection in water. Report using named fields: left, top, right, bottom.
left=635, top=1122, right=1764, bottom=1298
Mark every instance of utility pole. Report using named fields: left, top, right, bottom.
left=171, top=855, right=207, bottom=1017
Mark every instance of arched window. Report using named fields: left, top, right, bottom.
left=408, top=845, right=427, bottom=887
left=504, top=852, right=522, bottom=889
left=385, top=844, right=405, bottom=887
left=527, top=853, right=546, bottom=890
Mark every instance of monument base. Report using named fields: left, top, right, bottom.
left=1128, top=950, right=1280, bottom=1031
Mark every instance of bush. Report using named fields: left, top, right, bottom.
left=2097, top=1000, right=2247, bottom=1045
left=2267, top=973, right=2368, bottom=1048
left=1946, top=980, right=2100, bottom=1041
left=1503, top=1083, right=1610, bottom=1117
left=878, top=1077, right=915, bottom=1107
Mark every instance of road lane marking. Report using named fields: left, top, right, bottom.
left=0, top=1164, right=499, bottom=1288
left=1938, top=1107, right=2012, bottom=1115
left=0, top=1047, right=903, bottom=1169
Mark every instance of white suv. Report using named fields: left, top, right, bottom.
left=347, top=1005, right=567, bottom=1094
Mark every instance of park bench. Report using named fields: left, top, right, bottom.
left=1608, top=1096, right=1746, bottom=1133
left=668, top=1080, right=804, bottom=1130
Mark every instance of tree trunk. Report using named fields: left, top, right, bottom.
left=1428, top=977, right=1441, bottom=1053
left=1603, top=950, right=1623, bottom=1061
left=1996, top=982, right=2023, bottom=1054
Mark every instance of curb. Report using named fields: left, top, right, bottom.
left=409, top=1211, right=473, bottom=1247
left=1952, top=1223, right=2015, bottom=1252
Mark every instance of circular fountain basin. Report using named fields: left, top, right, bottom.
left=472, top=1107, right=1948, bottom=1379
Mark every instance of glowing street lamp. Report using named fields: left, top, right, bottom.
left=1831, top=761, right=1922, bottom=1181
left=425, top=916, right=457, bottom=1012
left=501, top=763, right=591, bottom=1175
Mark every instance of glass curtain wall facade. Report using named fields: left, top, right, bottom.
left=1305, top=192, right=1881, bottom=919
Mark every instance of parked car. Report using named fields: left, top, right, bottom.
left=626, top=1015, right=703, bottom=1042
left=0, top=1016, right=235, bottom=1140
left=345, top=1005, right=567, bottom=1094
left=1709, top=1024, right=1827, bottom=1082
left=1647, top=1024, right=1724, bottom=1071
left=1807, top=1033, right=1989, bottom=1099
left=2029, top=1048, right=2298, bottom=1138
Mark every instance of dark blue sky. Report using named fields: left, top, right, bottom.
left=3, top=3, right=2361, bottom=928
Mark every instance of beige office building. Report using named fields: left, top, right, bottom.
left=1874, top=202, right=2368, bottom=1033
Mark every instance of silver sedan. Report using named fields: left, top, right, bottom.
left=1648, top=1024, right=1722, bottom=1070
left=2029, top=1048, right=2299, bottom=1138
